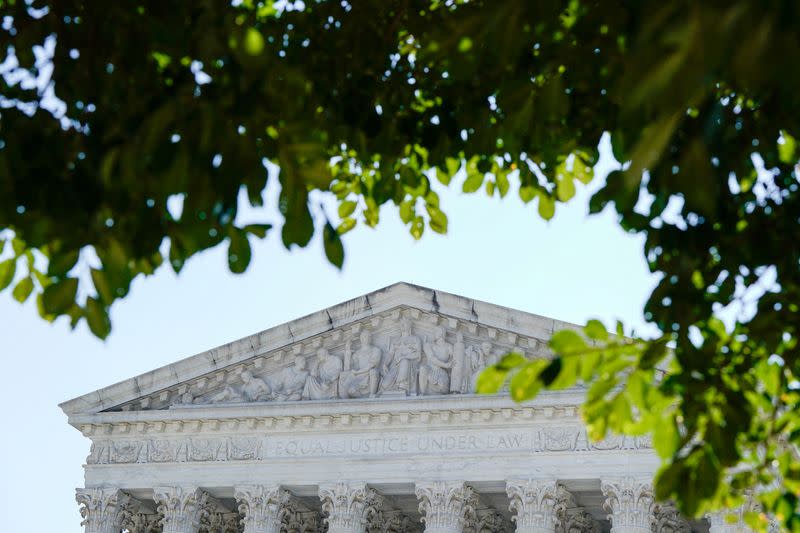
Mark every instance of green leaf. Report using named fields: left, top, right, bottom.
left=243, top=27, right=265, bottom=55
left=653, top=415, right=680, bottom=459
left=338, top=200, right=357, bottom=219
left=410, top=216, right=425, bottom=239
left=323, top=222, right=345, bottom=269
left=580, top=350, right=601, bottom=381
left=337, top=217, right=356, bottom=235
left=476, top=365, right=510, bottom=394
left=47, top=249, right=80, bottom=277
left=0, top=259, right=16, bottom=291
left=243, top=223, right=272, bottom=239
left=519, top=185, right=536, bottom=203
left=550, top=329, right=587, bottom=355
left=584, top=319, right=609, bottom=341
left=778, top=130, right=797, bottom=164
left=537, top=194, right=555, bottom=220
left=547, top=356, right=580, bottom=389
left=556, top=172, right=576, bottom=202
left=427, top=205, right=448, bottom=234
left=462, top=170, right=484, bottom=193
left=495, top=352, right=528, bottom=370
left=91, top=268, right=114, bottom=304
left=227, top=229, right=252, bottom=274
left=41, top=277, right=79, bottom=315
left=12, top=277, right=34, bottom=303
left=435, top=166, right=451, bottom=186
left=509, top=359, right=549, bottom=401
left=85, top=297, right=111, bottom=339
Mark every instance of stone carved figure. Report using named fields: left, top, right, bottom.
left=419, top=326, right=452, bottom=395
left=466, top=342, right=493, bottom=392
left=271, top=356, right=310, bottom=401
left=340, top=331, right=382, bottom=399
left=303, top=348, right=343, bottom=400
left=379, top=318, right=422, bottom=395
left=449, top=332, right=469, bottom=394
left=210, top=370, right=271, bottom=404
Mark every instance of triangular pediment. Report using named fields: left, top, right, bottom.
left=60, top=283, right=578, bottom=419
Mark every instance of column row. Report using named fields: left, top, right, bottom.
left=75, top=478, right=762, bottom=533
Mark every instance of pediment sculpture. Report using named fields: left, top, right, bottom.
left=170, top=314, right=526, bottom=409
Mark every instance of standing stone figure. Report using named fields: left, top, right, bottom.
left=419, top=326, right=452, bottom=395
left=466, top=342, right=493, bottom=392
left=271, top=355, right=310, bottom=401
left=379, top=318, right=422, bottom=395
left=340, top=330, right=382, bottom=398
left=303, top=348, right=343, bottom=400
left=450, top=332, right=469, bottom=394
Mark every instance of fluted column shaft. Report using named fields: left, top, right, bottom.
left=506, top=479, right=567, bottom=533
left=601, top=478, right=654, bottom=533
left=76, top=488, right=130, bottom=533
left=153, top=486, right=209, bottom=533
left=319, top=481, right=378, bottom=533
left=415, top=481, right=473, bottom=533
left=235, top=485, right=291, bottom=533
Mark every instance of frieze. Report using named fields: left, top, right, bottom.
left=87, top=426, right=651, bottom=465
left=112, top=309, right=549, bottom=413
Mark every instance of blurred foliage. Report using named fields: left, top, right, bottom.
left=2, top=0, right=800, bottom=527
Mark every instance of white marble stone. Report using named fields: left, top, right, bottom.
left=62, top=284, right=668, bottom=533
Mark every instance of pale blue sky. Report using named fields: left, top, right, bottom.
left=0, top=139, right=658, bottom=532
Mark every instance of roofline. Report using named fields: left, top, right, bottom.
left=59, top=282, right=578, bottom=416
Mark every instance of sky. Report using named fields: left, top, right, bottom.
left=0, top=140, right=659, bottom=532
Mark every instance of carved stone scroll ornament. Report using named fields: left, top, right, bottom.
left=414, top=481, right=475, bottom=533
left=506, top=479, right=569, bottom=533
left=153, top=486, right=211, bottom=533
left=601, top=478, right=654, bottom=533
left=75, top=487, right=132, bottom=533
left=370, top=510, right=422, bottom=533
left=234, top=485, right=291, bottom=533
left=319, top=482, right=380, bottom=533
left=558, top=509, right=600, bottom=533
left=651, top=503, right=690, bottom=533
left=201, top=511, right=244, bottom=533
left=121, top=509, right=164, bottom=533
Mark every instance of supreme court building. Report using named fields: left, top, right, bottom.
left=61, top=283, right=747, bottom=533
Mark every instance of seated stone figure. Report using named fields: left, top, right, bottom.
left=339, top=331, right=382, bottom=399
left=302, top=348, right=343, bottom=400
left=209, top=370, right=270, bottom=403
left=270, top=356, right=310, bottom=401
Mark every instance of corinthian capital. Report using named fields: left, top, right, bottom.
left=234, top=485, right=291, bottom=533
left=706, top=494, right=760, bottom=533
left=153, top=486, right=210, bottom=533
left=506, top=479, right=570, bottom=533
left=601, top=478, right=654, bottom=533
left=414, top=481, right=475, bottom=533
left=319, top=482, right=379, bottom=533
left=75, top=488, right=131, bottom=533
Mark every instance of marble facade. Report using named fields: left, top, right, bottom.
left=62, top=283, right=753, bottom=533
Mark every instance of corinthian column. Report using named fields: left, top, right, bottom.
left=506, top=479, right=568, bottom=533
left=601, top=478, right=654, bottom=533
left=153, top=486, right=209, bottom=533
left=75, top=488, right=131, bottom=533
left=319, top=482, right=379, bottom=533
left=235, top=485, right=291, bottom=533
left=415, top=481, right=474, bottom=533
